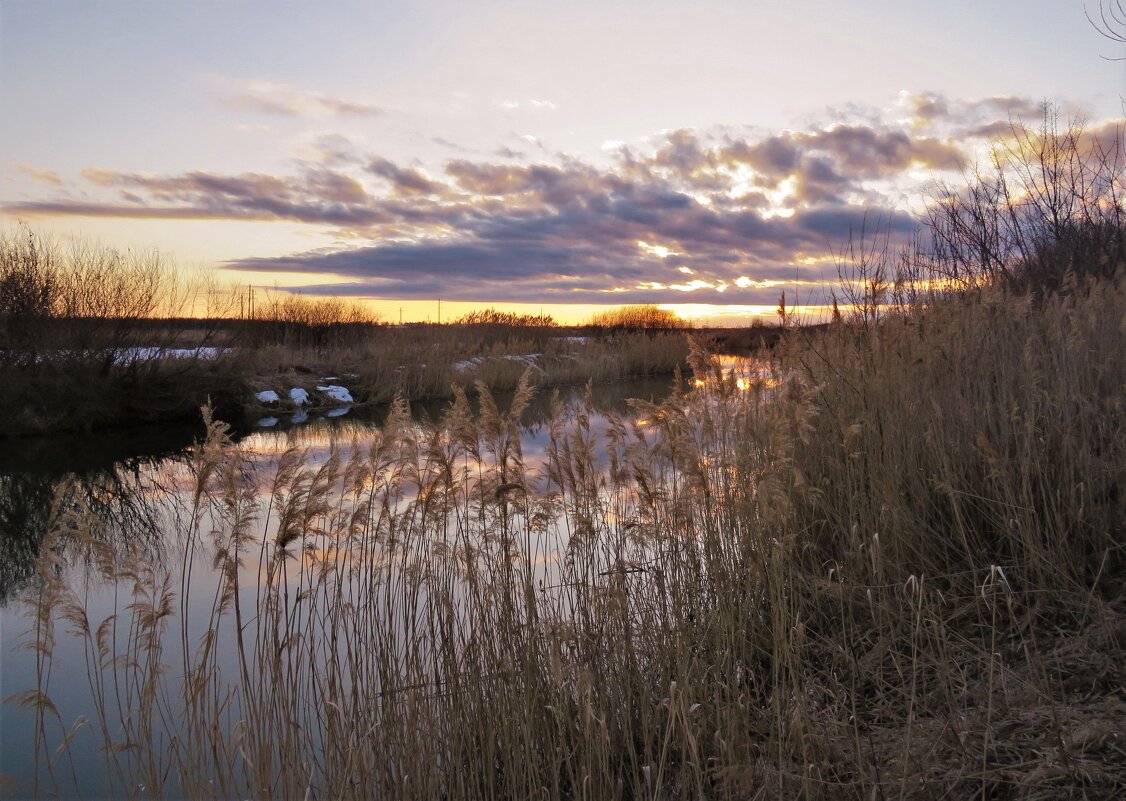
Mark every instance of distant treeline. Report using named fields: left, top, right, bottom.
left=451, top=308, right=558, bottom=327
left=0, top=230, right=700, bottom=362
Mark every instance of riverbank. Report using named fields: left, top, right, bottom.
left=13, top=272, right=1124, bottom=799
left=0, top=327, right=708, bottom=438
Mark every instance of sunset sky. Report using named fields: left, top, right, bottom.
left=2, top=0, right=1123, bottom=324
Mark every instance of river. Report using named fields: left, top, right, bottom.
left=0, top=375, right=684, bottom=798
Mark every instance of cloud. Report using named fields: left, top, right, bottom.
left=432, top=136, right=470, bottom=152
left=302, top=133, right=364, bottom=166
left=898, top=92, right=1050, bottom=138
left=53, top=167, right=391, bottom=225
left=367, top=158, right=445, bottom=196
left=9, top=92, right=1081, bottom=306
left=13, top=164, right=64, bottom=186
left=215, top=77, right=382, bottom=118
left=3, top=202, right=286, bottom=221
left=495, top=99, right=558, bottom=111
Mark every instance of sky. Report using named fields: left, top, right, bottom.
left=1, top=0, right=1123, bottom=324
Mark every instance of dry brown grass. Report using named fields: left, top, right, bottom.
left=237, top=328, right=690, bottom=409
left=12, top=268, right=1125, bottom=799
left=11, top=107, right=1125, bottom=799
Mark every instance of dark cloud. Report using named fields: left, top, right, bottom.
left=222, top=194, right=900, bottom=305
left=267, top=275, right=837, bottom=307
left=900, top=92, right=1049, bottom=138
left=795, top=206, right=915, bottom=240
left=734, top=136, right=800, bottom=176
left=367, top=158, right=445, bottom=196
left=965, top=120, right=1021, bottom=140
left=56, top=168, right=392, bottom=225
left=10, top=94, right=1071, bottom=306
left=444, top=161, right=587, bottom=199
left=794, top=125, right=965, bottom=174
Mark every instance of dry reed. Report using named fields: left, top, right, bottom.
left=13, top=269, right=1125, bottom=799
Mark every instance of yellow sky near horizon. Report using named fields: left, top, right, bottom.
left=3, top=1, right=1122, bottom=326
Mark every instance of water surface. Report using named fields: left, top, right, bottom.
left=0, top=376, right=678, bottom=798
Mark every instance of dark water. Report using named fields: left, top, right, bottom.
left=0, top=376, right=676, bottom=798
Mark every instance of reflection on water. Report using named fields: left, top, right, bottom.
left=697, top=353, right=781, bottom=392
left=0, top=376, right=676, bottom=798
left=0, top=378, right=674, bottom=599
left=0, top=424, right=203, bottom=604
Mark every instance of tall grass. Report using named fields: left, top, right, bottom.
left=239, top=328, right=690, bottom=408
left=0, top=229, right=690, bottom=433
left=16, top=267, right=1125, bottom=798
left=10, top=109, right=1125, bottom=799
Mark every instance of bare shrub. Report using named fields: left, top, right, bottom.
left=588, top=304, right=690, bottom=331
left=0, top=226, right=206, bottom=362
left=240, top=289, right=380, bottom=349
left=916, top=106, right=1125, bottom=298
left=453, top=307, right=557, bottom=327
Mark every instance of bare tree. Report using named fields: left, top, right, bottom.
left=1087, top=0, right=1126, bottom=57
left=919, top=106, right=1125, bottom=298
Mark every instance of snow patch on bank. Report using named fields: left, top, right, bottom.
left=289, top=387, right=309, bottom=405
left=316, top=385, right=353, bottom=403
left=117, top=346, right=227, bottom=363
left=452, top=354, right=543, bottom=373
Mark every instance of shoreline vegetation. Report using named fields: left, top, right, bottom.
left=0, top=231, right=783, bottom=437
left=7, top=115, right=1126, bottom=797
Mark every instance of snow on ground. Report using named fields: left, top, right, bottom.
left=292, top=409, right=309, bottom=424
left=256, top=390, right=280, bottom=404
left=115, top=346, right=227, bottom=363
left=452, top=354, right=543, bottom=373
left=289, top=387, right=310, bottom=405
left=316, top=385, right=354, bottom=403
left=257, top=417, right=279, bottom=427
left=325, top=407, right=350, bottom=418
